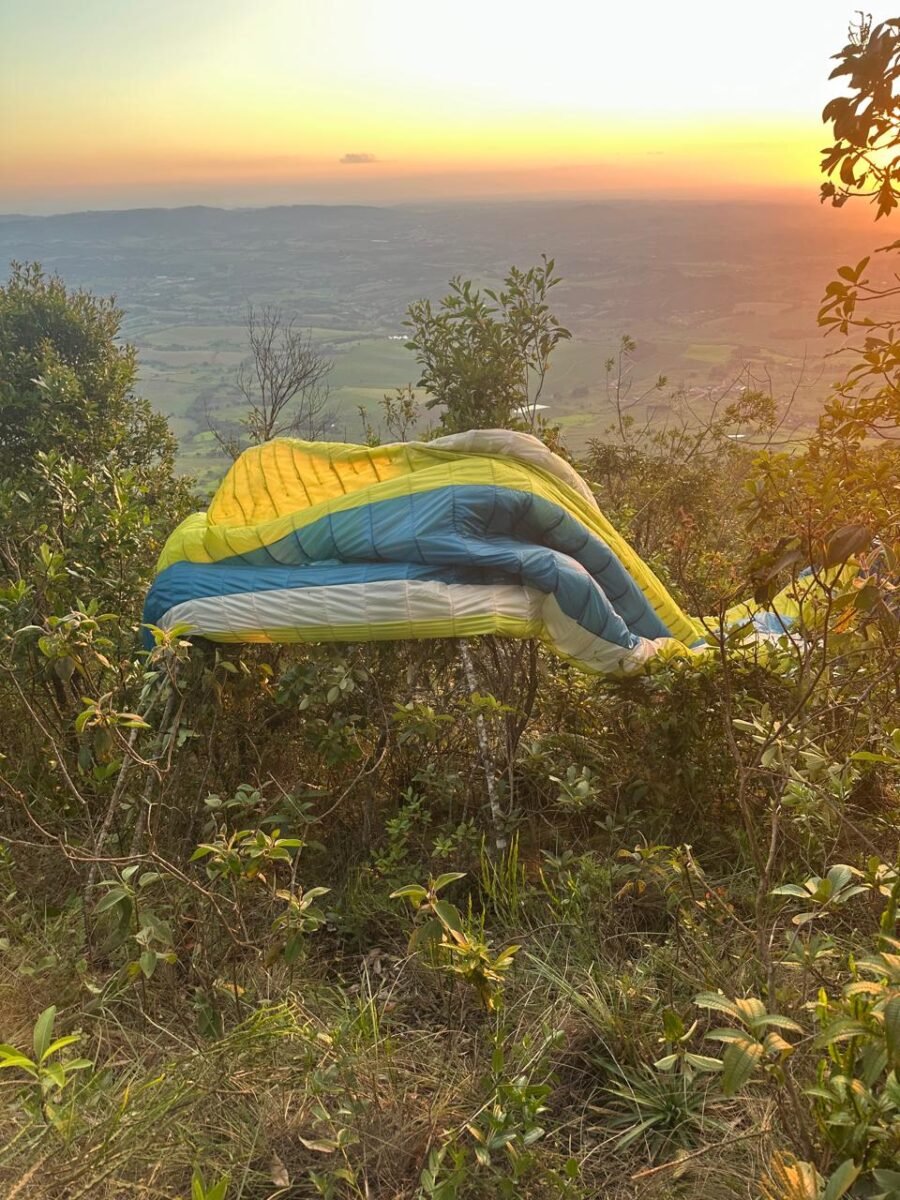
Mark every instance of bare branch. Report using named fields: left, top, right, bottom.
left=208, top=304, right=334, bottom=455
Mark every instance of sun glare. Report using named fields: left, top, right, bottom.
left=0, top=0, right=869, bottom=209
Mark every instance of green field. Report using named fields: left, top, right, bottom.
left=2, top=198, right=859, bottom=478
left=134, top=328, right=428, bottom=479
left=132, top=313, right=826, bottom=480
left=684, top=342, right=736, bottom=364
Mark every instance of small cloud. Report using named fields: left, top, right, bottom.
left=340, top=152, right=378, bottom=165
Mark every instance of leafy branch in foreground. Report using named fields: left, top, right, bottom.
left=391, top=872, right=520, bottom=1010
left=0, top=1006, right=92, bottom=1127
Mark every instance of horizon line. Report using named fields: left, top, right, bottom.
left=0, top=186, right=828, bottom=223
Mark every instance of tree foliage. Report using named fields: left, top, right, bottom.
left=405, top=255, right=570, bottom=435
left=820, top=13, right=900, bottom=218
left=814, top=14, right=900, bottom=448
left=0, top=261, right=179, bottom=480
left=0, top=262, right=192, bottom=618
left=740, top=12, right=900, bottom=624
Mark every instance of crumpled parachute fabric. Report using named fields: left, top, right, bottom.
left=143, top=430, right=811, bottom=674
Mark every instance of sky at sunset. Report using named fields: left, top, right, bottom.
left=1, top=1, right=886, bottom=213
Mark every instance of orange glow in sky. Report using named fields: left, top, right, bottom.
left=0, top=0, right=878, bottom=212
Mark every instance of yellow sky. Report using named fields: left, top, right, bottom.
left=0, top=0, right=877, bottom=211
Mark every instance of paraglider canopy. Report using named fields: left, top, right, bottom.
left=143, top=430, right=812, bottom=670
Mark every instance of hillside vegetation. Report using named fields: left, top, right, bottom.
left=0, top=19, right=899, bottom=1200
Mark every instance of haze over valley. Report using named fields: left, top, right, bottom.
left=0, top=197, right=871, bottom=481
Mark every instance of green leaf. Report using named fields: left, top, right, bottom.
left=883, top=994, right=900, bottom=1067
left=662, top=1007, right=685, bottom=1041
left=684, top=1053, right=724, bottom=1072
left=299, top=1136, right=339, bottom=1153
left=409, top=917, right=443, bottom=952
left=473, top=1142, right=492, bottom=1167
left=389, top=884, right=428, bottom=903
left=614, top=1114, right=663, bottom=1150
left=771, top=883, right=813, bottom=899
left=41, top=1035, right=79, bottom=1060
left=826, top=864, right=855, bottom=891
left=74, top=709, right=93, bottom=734
left=94, top=888, right=129, bottom=914
left=720, top=1037, right=764, bottom=1095
left=694, top=992, right=741, bottom=1020
left=0, top=1054, right=37, bottom=1074
left=433, top=900, right=464, bottom=934
left=735, top=997, right=767, bottom=1023
left=834, top=886, right=867, bottom=904
left=42, top=1062, right=66, bottom=1091
left=706, top=1027, right=752, bottom=1044
left=33, top=1006, right=56, bottom=1062
left=755, top=1014, right=805, bottom=1034
left=763, top=1031, right=795, bottom=1056
left=432, top=872, right=466, bottom=893
left=192, top=1169, right=229, bottom=1200
left=820, top=524, right=872, bottom=567
left=822, top=1159, right=860, bottom=1200
left=804, top=1085, right=837, bottom=1102
left=813, top=1017, right=872, bottom=1048
left=140, top=950, right=158, bottom=979
left=653, top=1053, right=679, bottom=1070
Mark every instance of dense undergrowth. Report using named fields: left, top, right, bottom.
left=2, top=23, right=900, bottom=1194
left=1, top=611, right=897, bottom=1200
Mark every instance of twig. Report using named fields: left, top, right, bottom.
left=86, top=701, right=157, bottom=894
left=630, top=1126, right=769, bottom=1180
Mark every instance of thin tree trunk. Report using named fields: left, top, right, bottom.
left=458, top=638, right=507, bottom=851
